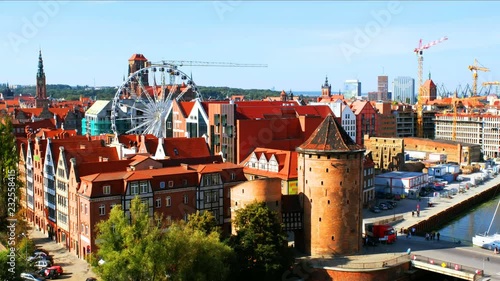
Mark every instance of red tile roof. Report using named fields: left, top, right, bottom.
left=240, top=147, right=298, bottom=180
left=161, top=137, right=211, bottom=159
left=129, top=53, right=148, bottom=61
left=178, top=101, right=195, bottom=117
left=48, top=107, right=71, bottom=120
left=297, top=115, right=363, bottom=153
left=75, top=160, right=133, bottom=182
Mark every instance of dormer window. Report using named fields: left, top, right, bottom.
left=103, top=185, right=110, bottom=195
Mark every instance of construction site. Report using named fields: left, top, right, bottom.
left=411, top=36, right=500, bottom=162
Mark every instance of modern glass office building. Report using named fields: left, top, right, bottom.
left=392, top=76, right=415, bottom=104
left=344, top=80, right=361, bottom=99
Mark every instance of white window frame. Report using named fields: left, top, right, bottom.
left=155, top=198, right=161, bottom=208
left=99, top=204, right=105, bottom=216
left=103, top=185, right=110, bottom=195
left=166, top=196, right=171, bottom=207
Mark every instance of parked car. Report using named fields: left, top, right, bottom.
left=386, top=201, right=397, bottom=208
left=33, top=260, right=52, bottom=269
left=20, top=272, right=46, bottom=281
left=28, top=252, right=49, bottom=262
left=378, top=203, right=388, bottom=210
left=86, top=278, right=97, bottom=281
left=41, top=268, right=59, bottom=279
left=46, top=265, right=63, bottom=275
left=369, top=206, right=381, bottom=213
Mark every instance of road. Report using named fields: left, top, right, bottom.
left=28, top=227, right=98, bottom=280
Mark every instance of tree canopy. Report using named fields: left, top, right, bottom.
left=229, top=201, right=294, bottom=281
left=0, top=116, right=22, bottom=230
left=93, top=197, right=233, bottom=281
left=7, top=84, right=282, bottom=101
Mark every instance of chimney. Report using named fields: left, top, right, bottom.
left=180, top=163, right=189, bottom=170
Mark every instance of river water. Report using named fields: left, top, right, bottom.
left=437, top=194, right=500, bottom=243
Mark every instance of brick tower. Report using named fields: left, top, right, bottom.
left=35, top=50, right=49, bottom=108
left=297, top=115, right=365, bottom=256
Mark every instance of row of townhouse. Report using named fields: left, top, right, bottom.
left=17, top=133, right=245, bottom=259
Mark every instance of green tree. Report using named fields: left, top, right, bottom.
left=163, top=222, right=233, bottom=281
left=186, top=210, right=218, bottom=235
left=229, top=201, right=294, bottom=281
left=0, top=237, right=35, bottom=281
left=0, top=116, right=22, bottom=231
left=93, top=197, right=233, bottom=281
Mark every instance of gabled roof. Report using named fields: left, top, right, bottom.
left=48, top=107, right=71, bottom=120
left=178, top=101, right=195, bottom=117
left=349, top=100, right=372, bottom=115
left=240, top=147, right=298, bottom=180
left=129, top=54, right=148, bottom=61
left=297, top=115, right=364, bottom=153
left=423, top=79, right=436, bottom=88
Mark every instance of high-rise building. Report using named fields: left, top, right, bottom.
left=344, top=80, right=361, bottom=99
left=378, top=76, right=388, bottom=95
left=392, top=76, right=415, bottom=104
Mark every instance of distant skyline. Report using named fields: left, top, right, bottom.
left=2, top=1, right=500, bottom=93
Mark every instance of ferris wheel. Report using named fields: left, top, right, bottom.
left=110, top=64, right=201, bottom=139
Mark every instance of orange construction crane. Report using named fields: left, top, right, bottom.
left=483, top=81, right=500, bottom=94
left=414, top=36, right=448, bottom=138
left=468, top=59, right=489, bottom=96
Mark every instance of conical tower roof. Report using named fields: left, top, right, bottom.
left=297, top=115, right=364, bottom=153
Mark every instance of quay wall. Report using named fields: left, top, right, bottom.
left=409, top=183, right=500, bottom=237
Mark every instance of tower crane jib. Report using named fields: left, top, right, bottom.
left=413, top=36, right=448, bottom=138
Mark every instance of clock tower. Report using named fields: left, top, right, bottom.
left=35, top=50, right=49, bottom=108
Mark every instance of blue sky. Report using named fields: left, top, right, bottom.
left=1, top=1, right=500, bottom=93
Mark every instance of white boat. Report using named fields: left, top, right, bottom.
left=472, top=198, right=500, bottom=250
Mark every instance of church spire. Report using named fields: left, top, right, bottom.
left=37, top=49, right=45, bottom=78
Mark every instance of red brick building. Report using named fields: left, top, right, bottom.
left=297, top=115, right=365, bottom=255
left=350, top=100, right=377, bottom=145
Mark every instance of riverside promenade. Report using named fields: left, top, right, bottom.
left=302, top=173, right=500, bottom=281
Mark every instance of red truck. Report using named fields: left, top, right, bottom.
left=364, top=223, right=397, bottom=244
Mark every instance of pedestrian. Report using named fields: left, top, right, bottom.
left=417, top=210, right=420, bottom=217
left=412, top=211, right=415, bottom=217
left=437, top=232, right=440, bottom=241
left=412, top=227, right=416, bottom=236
